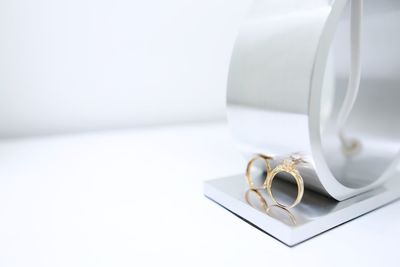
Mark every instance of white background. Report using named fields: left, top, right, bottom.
left=0, top=0, right=252, bottom=138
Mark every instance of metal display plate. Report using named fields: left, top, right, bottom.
left=204, top=172, right=400, bottom=246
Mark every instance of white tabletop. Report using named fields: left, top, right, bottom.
left=0, top=122, right=398, bottom=266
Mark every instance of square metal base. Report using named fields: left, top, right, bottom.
left=204, top=174, right=400, bottom=246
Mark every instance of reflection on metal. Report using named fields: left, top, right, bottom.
left=226, top=0, right=400, bottom=200
left=339, top=132, right=362, bottom=156
left=244, top=189, right=268, bottom=213
left=244, top=189, right=297, bottom=226
left=336, top=0, right=363, bottom=155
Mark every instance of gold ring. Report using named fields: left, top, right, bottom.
left=245, top=154, right=273, bottom=190
left=264, top=159, right=304, bottom=209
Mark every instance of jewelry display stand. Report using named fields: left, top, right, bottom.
left=204, top=172, right=400, bottom=246
left=204, top=0, right=400, bottom=246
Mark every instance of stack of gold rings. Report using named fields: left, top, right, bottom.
left=245, top=154, right=305, bottom=209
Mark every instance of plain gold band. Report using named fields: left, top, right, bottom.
left=245, top=154, right=273, bottom=189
